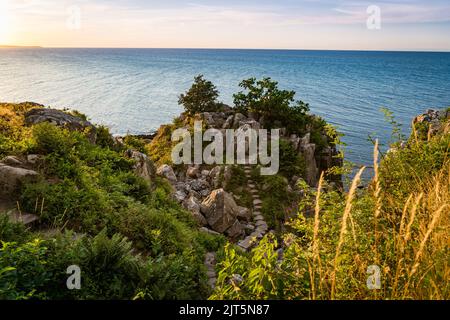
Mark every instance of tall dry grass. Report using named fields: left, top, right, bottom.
left=311, top=140, right=449, bottom=300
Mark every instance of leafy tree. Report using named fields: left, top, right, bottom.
left=233, top=77, right=310, bottom=132
left=178, top=75, right=221, bottom=115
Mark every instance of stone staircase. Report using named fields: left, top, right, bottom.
left=204, top=164, right=270, bottom=291
left=237, top=164, right=269, bottom=251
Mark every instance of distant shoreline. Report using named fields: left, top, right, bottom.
left=0, top=45, right=42, bottom=48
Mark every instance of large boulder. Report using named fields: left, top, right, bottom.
left=156, top=164, right=177, bottom=183
left=200, top=188, right=243, bottom=237
left=125, top=150, right=156, bottom=184
left=25, top=108, right=97, bottom=143
left=0, top=163, right=39, bottom=198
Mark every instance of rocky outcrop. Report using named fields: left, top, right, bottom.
left=126, top=150, right=156, bottom=185
left=298, top=133, right=319, bottom=186
left=25, top=108, right=97, bottom=143
left=0, top=163, right=39, bottom=198
left=413, top=108, right=450, bottom=137
left=200, top=188, right=244, bottom=238
left=286, top=131, right=342, bottom=187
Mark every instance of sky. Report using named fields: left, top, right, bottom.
left=0, top=0, right=449, bottom=50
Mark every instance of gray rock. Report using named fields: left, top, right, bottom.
left=205, top=252, right=217, bottom=267
left=189, top=179, right=210, bottom=193
left=186, top=166, right=200, bottom=179
left=200, top=188, right=241, bottom=234
left=223, top=115, right=234, bottom=129
left=199, top=227, right=221, bottom=236
left=2, top=156, right=23, bottom=167
left=208, top=166, right=222, bottom=188
left=174, top=190, right=187, bottom=203
left=25, top=108, right=97, bottom=143
left=156, top=164, right=177, bottom=183
left=183, top=195, right=201, bottom=212
left=26, top=154, right=43, bottom=165
left=238, top=119, right=261, bottom=130
left=0, top=164, right=39, bottom=198
left=232, top=113, right=247, bottom=129
left=202, top=112, right=216, bottom=128
left=236, top=206, right=251, bottom=221
left=125, top=150, right=156, bottom=184
left=226, top=220, right=244, bottom=238
left=201, top=170, right=210, bottom=178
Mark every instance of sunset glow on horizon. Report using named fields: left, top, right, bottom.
left=1, top=0, right=450, bottom=51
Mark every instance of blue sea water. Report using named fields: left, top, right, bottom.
left=1, top=48, right=449, bottom=165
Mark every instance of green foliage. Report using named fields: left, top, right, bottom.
left=95, top=125, right=116, bottom=149
left=0, top=215, right=29, bottom=243
left=147, top=124, right=177, bottom=166
left=123, top=135, right=147, bottom=154
left=233, top=77, right=310, bottom=134
left=178, top=75, right=222, bottom=115
left=279, top=139, right=305, bottom=178
left=212, top=117, right=450, bottom=300
left=71, top=230, right=142, bottom=299
left=224, top=165, right=252, bottom=208
left=251, top=168, right=294, bottom=230
left=381, top=107, right=406, bottom=143
left=0, top=239, right=50, bottom=300
left=0, top=101, right=219, bottom=300
left=0, top=103, right=35, bottom=156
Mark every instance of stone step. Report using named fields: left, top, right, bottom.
left=207, top=278, right=217, bottom=289
left=250, top=189, right=258, bottom=194
left=250, top=231, right=264, bottom=240
left=254, top=215, right=264, bottom=221
left=237, top=237, right=254, bottom=250
left=257, top=226, right=268, bottom=233
left=253, top=199, right=262, bottom=206
left=8, top=212, right=39, bottom=225
left=256, top=220, right=268, bottom=228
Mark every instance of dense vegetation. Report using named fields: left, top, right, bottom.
left=211, top=118, right=450, bottom=300
left=0, top=102, right=223, bottom=300
left=1, top=80, right=447, bottom=301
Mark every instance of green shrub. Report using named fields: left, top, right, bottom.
left=0, top=239, right=50, bottom=300
left=0, top=215, right=29, bottom=243
left=279, top=139, right=305, bottom=178
left=233, top=77, right=309, bottom=133
left=178, top=75, right=222, bottom=115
